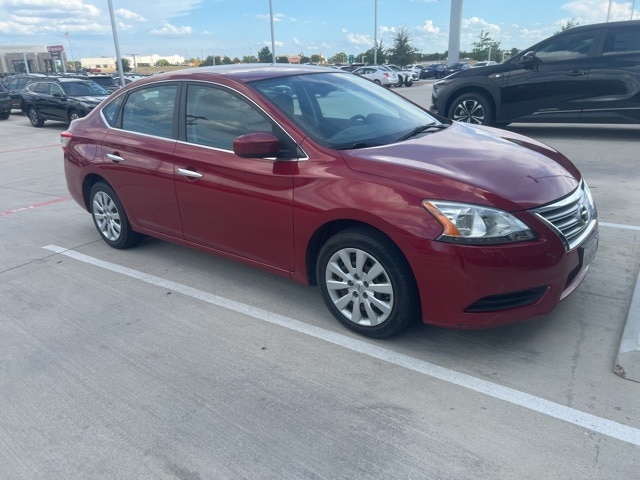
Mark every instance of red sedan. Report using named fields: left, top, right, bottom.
left=61, top=65, right=598, bottom=338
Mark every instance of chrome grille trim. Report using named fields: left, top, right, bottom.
left=531, top=180, right=597, bottom=252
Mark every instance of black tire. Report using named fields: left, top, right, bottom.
left=89, top=182, right=142, bottom=249
left=395, top=75, right=404, bottom=88
left=447, top=92, right=493, bottom=125
left=28, top=106, right=44, bottom=127
left=68, top=109, right=80, bottom=123
left=373, top=79, right=382, bottom=86
left=317, top=227, right=419, bottom=338
left=0, top=111, right=9, bottom=120
left=404, top=78, right=414, bottom=87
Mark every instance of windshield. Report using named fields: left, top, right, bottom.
left=251, top=72, right=441, bottom=149
left=61, top=81, right=109, bottom=96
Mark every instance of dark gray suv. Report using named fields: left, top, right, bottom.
left=431, top=20, right=640, bottom=126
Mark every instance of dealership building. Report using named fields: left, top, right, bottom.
left=0, top=45, right=69, bottom=75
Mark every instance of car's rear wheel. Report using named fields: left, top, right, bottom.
left=68, top=110, right=80, bottom=123
left=404, top=78, right=414, bottom=87
left=448, top=93, right=493, bottom=125
left=0, top=111, right=9, bottom=120
left=395, top=75, right=404, bottom=87
left=27, top=107, right=43, bottom=127
left=373, top=79, right=382, bottom=85
left=89, top=182, right=142, bottom=249
left=317, top=227, right=419, bottom=338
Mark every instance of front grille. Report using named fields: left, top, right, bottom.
left=531, top=180, right=597, bottom=251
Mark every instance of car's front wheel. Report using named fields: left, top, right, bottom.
left=395, top=75, right=404, bottom=88
left=27, top=106, right=44, bottom=127
left=89, top=182, right=142, bottom=249
left=404, top=78, right=414, bottom=87
left=317, top=227, right=419, bottom=338
left=448, top=92, right=493, bottom=125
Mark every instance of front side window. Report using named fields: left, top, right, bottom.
left=185, top=85, right=272, bottom=150
left=121, top=84, right=178, bottom=138
left=534, top=30, right=598, bottom=62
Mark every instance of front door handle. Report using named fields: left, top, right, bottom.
left=106, top=153, right=124, bottom=163
left=177, top=168, right=203, bottom=179
left=566, top=70, right=587, bottom=77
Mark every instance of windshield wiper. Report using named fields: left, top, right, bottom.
left=333, top=141, right=383, bottom=150
left=398, top=123, right=448, bottom=142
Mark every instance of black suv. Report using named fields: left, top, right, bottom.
left=0, top=84, right=11, bottom=119
left=431, top=20, right=640, bottom=126
left=21, top=77, right=110, bottom=127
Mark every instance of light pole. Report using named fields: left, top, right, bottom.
left=127, top=54, right=139, bottom=73
left=107, top=0, right=125, bottom=87
left=374, top=0, right=378, bottom=65
left=269, top=0, right=276, bottom=63
left=607, top=0, right=613, bottom=21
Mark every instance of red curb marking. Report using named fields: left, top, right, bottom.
left=1, top=196, right=72, bottom=217
left=0, top=144, right=60, bottom=154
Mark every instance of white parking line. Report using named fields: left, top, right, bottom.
left=43, top=243, right=640, bottom=447
left=600, top=221, right=640, bottom=232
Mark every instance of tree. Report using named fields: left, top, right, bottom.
left=258, top=46, right=272, bottom=63
left=310, top=54, right=324, bottom=64
left=471, top=30, right=502, bottom=62
left=120, top=58, right=131, bottom=73
left=359, top=42, right=386, bottom=65
left=329, top=52, right=348, bottom=64
left=300, top=55, right=311, bottom=64
left=276, top=56, right=289, bottom=63
left=155, top=59, right=170, bottom=67
left=242, top=55, right=258, bottom=63
left=387, top=27, right=418, bottom=66
left=556, top=18, right=579, bottom=34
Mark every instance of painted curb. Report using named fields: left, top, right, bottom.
left=616, top=270, right=640, bottom=383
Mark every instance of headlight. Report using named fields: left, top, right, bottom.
left=422, top=200, right=537, bottom=245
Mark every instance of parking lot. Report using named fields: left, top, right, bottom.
left=1, top=83, right=639, bottom=479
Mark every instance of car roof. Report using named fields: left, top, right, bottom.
left=144, top=64, right=345, bottom=84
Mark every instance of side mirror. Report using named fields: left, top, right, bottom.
left=521, top=51, right=538, bottom=64
left=233, top=132, right=281, bottom=158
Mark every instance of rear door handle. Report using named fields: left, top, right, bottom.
left=106, top=153, right=124, bottom=163
left=177, top=168, right=203, bottom=179
left=566, top=70, right=587, bottom=77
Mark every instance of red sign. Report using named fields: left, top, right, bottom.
left=47, top=45, right=65, bottom=53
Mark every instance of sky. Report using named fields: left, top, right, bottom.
left=0, top=0, right=638, bottom=62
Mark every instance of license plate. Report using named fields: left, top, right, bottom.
left=580, top=231, right=598, bottom=267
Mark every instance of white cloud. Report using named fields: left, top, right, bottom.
left=150, top=23, right=192, bottom=36
left=562, top=0, right=634, bottom=23
left=346, top=33, right=373, bottom=46
left=418, top=19, right=440, bottom=35
left=116, top=8, right=146, bottom=23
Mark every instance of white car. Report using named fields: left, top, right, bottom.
left=472, top=61, right=499, bottom=67
left=352, top=66, right=398, bottom=87
left=383, top=65, right=417, bottom=87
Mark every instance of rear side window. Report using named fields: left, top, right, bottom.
left=603, top=26, right=640, bottom=55
left=121, top=85, right=178, bottom=138
left=102, top=95, right=124, bottom=127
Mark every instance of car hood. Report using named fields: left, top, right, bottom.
left=341, top=122, right=581, bottom=211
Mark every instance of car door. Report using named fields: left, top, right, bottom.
left=172, top=83, right=297, bottom=272
left=500, top=27, right=602, bottom=123
left=47, top=82, right=71, bottom=121
left=98, top=83, right=183, bottom=238
left=580, top=23, right=640, bottom=123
